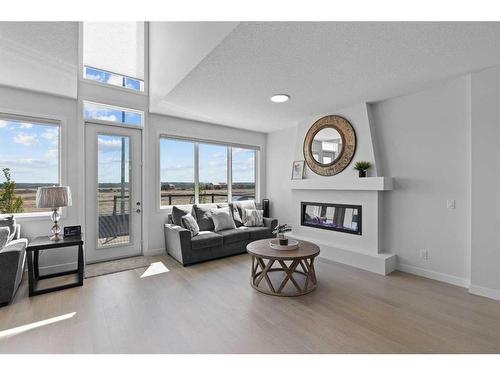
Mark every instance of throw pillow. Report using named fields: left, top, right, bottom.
left=0, top=215, right=16, bottom=242
left=181, top=213, right=200, bottom=237
left=211, top=207, right=236, bottom=232
left=235, top=200, right=256, bottom=223
left=193, top=204, right=218, bottom=231
left=230, top=204, right=244, bottom=227
left=0, top=227, right=10, bottom=250
left=171, top=206, right=193, bottom=227
left=244, top=209, right=264, bottom=227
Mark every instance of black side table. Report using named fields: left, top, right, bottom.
left=26, top=235, right=84, bottom=297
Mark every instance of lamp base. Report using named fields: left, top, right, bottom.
left=49, top=208, right=62, bottom=241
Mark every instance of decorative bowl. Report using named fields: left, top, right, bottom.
left=269, top=238, right=299, bottom=251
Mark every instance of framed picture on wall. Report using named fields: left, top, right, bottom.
left=291, top=160, right=305, bottom=180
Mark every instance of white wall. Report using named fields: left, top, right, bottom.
left=145, top=113, right=267, bottom=253
left=0, top=22, right=78, bottom=98
left=267, top=77, right=471, bottom=286
left=469, top=66, right=500, bottom=299
left=371, top=77, right=470, bottom=286
left=0, top=85, right=82, bottom=273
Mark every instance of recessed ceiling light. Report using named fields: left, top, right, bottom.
left=270, top=94, right=290, bottom=103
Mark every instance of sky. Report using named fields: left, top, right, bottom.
left=85, top=66, right=143, bottom=91
left=84, top=102, right=142, bottom=126
left=160, top=139, right=255, bottom=183
left=0, top=120, right=254, bottom=186
left=98, top=135, right=130, bottom=184
left=0, top=119, right=59, bottom=184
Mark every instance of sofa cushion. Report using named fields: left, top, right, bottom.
left=193, top=204, right=218, bottom=231
left=244, top=226, right=272, bottom=240
left=217, top=228, right=250, bottom=244
left=243, top=209, right=264, bottom=227
left=191, top=231, right=223, bottom=250
left=234, top=200, right=256, bottom=223
left=0, top=216, right=16, bottom=243
left=0, top=227, right=10, bottom=250
left=172, top=206, right=193, bottom=227
left=181, top=213, right=199, bottom=237
left=212, top=207, right=236, bottom=232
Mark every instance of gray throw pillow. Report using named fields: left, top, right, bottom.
left=193, top=204, right=218, bottom=231
left=172, top=206, right=193, bottom=227
left=211, top=207, right=236, bottom=232
left=181, top=213, right=199, bottom=237
left=235, top=200, right=256, bottom=223
left=0, top=227, right=10, bottom=250
left=244, top=209, right=264, bottom=227
left=220, top=203, right=243, bottom=227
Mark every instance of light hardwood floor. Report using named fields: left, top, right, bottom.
left=1, top=254, right=500, bottom=353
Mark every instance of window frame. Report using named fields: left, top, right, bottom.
left=78, top=22, right=149, bottom=97
left=0, top=112, right=63, bottom=219
left=158, top=134, right=259, bottom=210
left=83, top=66, right=145, bottom=93
left=83, top=100, right=145, bottom=128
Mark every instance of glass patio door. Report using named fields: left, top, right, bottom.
left=85, top=123, right=142, bottom=263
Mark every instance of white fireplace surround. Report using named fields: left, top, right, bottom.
left=281, top=103, right=397, bottom=275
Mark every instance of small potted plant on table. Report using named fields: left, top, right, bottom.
left=354, top=161, right=372, bottom=178
left=273, top=224, right=292, bottom=246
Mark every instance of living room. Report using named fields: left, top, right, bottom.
left=1, top=0, right=500, bottom=372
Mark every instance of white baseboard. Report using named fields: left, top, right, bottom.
left=397, top=263, right=470, bottom=288
left=288, top=234, right=396, bottom=275
left=469, top=284, right=500, bottom=301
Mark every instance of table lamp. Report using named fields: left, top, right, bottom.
left=36, top=186, right=72, bottom=241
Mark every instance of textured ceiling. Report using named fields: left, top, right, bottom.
left=149, top=22, right=500, bottom=133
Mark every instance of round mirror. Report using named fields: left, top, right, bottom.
left=303, top=115, right=357, bottom=176
left=311, top=127, right=343, bottom=165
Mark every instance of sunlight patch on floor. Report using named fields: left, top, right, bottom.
left=140, top=261, right=170, bottom=278
left=0, top=312, right=76, bottom=339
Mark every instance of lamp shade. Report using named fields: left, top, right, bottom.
left=36, top=186, right=72, bottom=209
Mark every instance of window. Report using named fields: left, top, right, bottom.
left=0, top=116, right=60, bottom=215
left=199, top=143, right=227, bottom=203
left=82, top=22, right=145, bottom=92
left=232, top=147, right=256, bottom=201
left=84, top=101, right=144, bottom=127
left=160, top=138, right=195, bottom=206
left=159, top=137, right=258, bottom=207
left=83, top=67, right=144, bottom=92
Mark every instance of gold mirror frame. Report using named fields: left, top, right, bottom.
left=303, top=115, right=357, bottom=176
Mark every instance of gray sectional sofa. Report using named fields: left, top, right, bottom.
left=164, top=202, right=277, bottom=266
left=0, top=219, right=27, bottom=307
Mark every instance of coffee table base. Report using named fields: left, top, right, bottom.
left=250, top=256, right=318, bottom=297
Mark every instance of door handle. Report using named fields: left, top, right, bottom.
left=136, top=209, right=141, bottom=213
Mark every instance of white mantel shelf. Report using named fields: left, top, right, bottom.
left=290, top=177, right=393, bottom=191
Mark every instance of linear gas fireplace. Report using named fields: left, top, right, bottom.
left=301, top=201, right=362, bottom=235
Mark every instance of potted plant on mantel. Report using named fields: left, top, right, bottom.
left=354, top=161, right=372, bottom=178
left=273, top=224, right=292, bottom=246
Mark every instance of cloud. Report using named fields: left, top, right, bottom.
left=107, top=75, right=123, bottom=86
left=13, top=133, right=39, bottom=146
left=0, top=120, right=8, bottom=128
left=40, top=128, right=59, bottom=144
left=45, top=149, right=58, bottom=158
left=98, top=138, right=123, bottom=152
left=19, top=123, right=33, bottom=129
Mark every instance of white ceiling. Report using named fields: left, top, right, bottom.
left=149, top=22, right=500, bottom=133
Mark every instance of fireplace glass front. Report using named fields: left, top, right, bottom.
left=301, top=201, right=362, bottom=235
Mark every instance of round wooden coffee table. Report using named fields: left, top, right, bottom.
left=247, top=239, right=320, bottom=297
